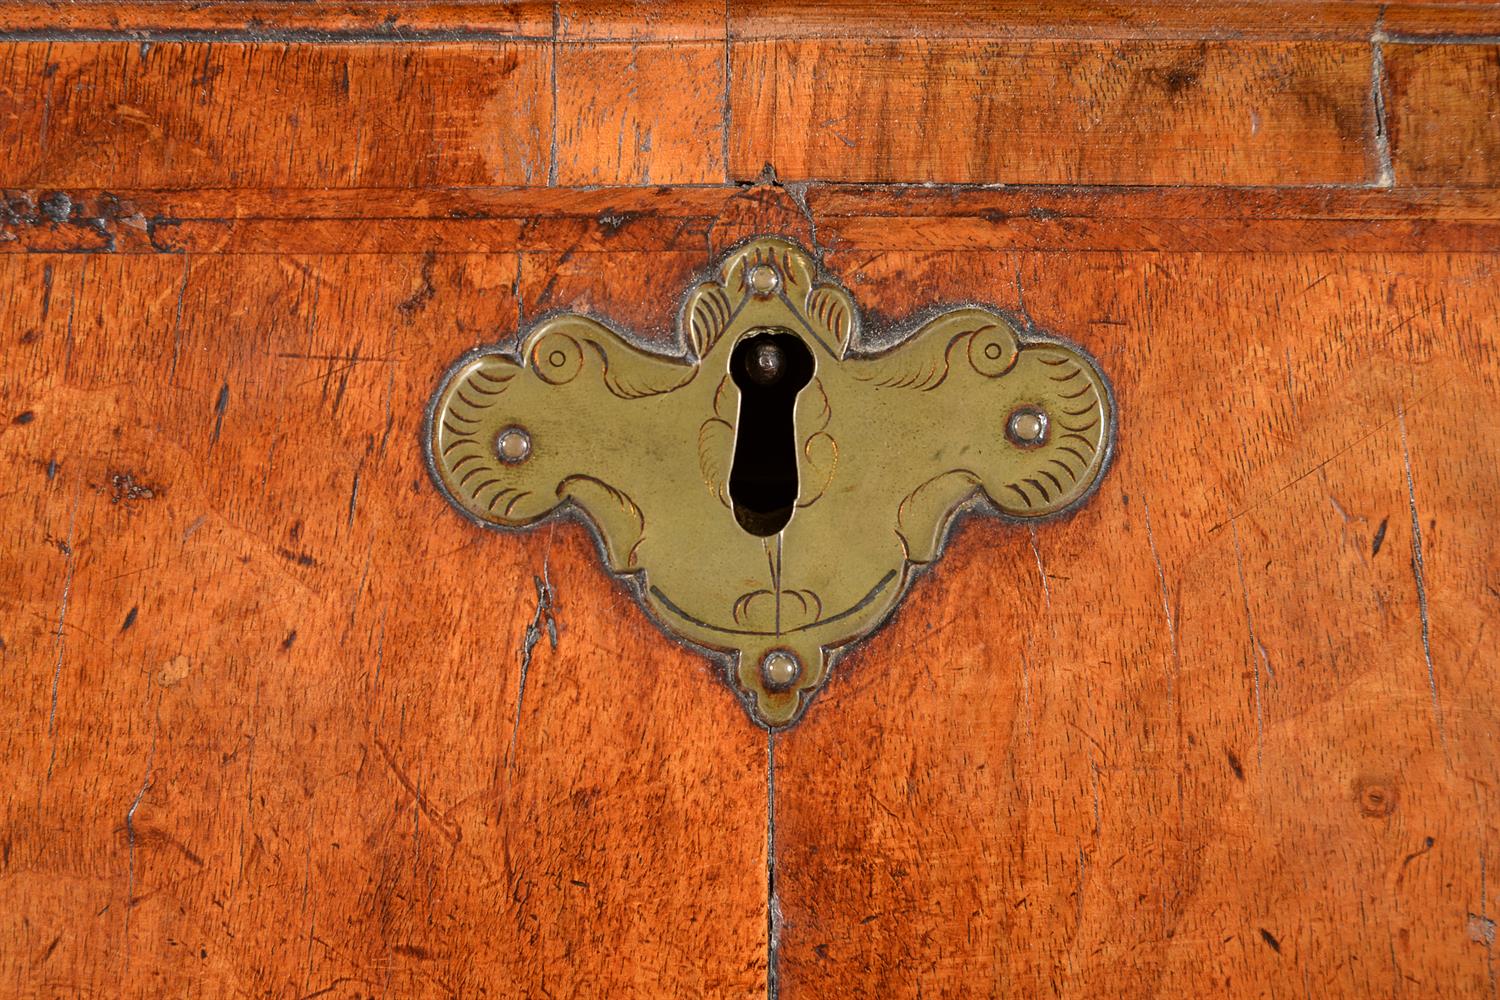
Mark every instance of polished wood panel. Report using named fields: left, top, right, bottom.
left=729, top=40, right=1376, bottom=185
left=0, top=253, right=768, bottom=998
left=4, top=27, right=1496, bottom=192
left=773, top=248, right=1500, bottom=998
left=0, top=2, right=556, bottom=36
left=1386, top=42, right=1500, bottom=186
left=0, top=43, right=555, bottom=187
left=554, top=41, right=727, bottom=184
left=732, top=1, right=1500, bottom=41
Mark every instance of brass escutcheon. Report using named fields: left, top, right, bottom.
left=426, top=237, right=1115, bottom=728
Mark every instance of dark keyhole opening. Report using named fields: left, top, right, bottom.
left=728, top=330, right=815, bottom=536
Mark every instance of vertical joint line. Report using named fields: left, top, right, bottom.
left=767, top=731, right=780, bottom=1000
left=1371, top=8, right=1395, bottom=188
left=548, top=2, right=560, bottom=187
left=722, top=0, right=732, bottom=183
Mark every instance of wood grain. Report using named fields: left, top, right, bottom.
left=554, top=41, right=727, bottom=185
left=773, top=249, right=1500, bottom=998
left=0, top=3, right=556, bottom=37
left=559, top=0, right=726, bottom=41
left=732, top=1, right=1500, bottom=41
left=1385, top=42, right=1500, bottom=186
left=5, top=194, right=1494, bottom=999
left=0, top=42, right=554, bottom=188
left=0, top=253, right=768, bottom=998
left=1, top=23, right=1491, bottom=193
left=729, top=40, right=1378, bottom=185
left=2, top=1, right=1499, bottom=997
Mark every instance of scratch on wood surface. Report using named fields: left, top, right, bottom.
left=397, top=251, right=437, bottom=319
left=181, top=515, right=206, bottom=542
left=122, top=703, right=159, bottom=974
left=513, top=253, right=525, bottom=332
left=1399, top=404, right=1447, bottom=755
left=261, top=438, right=278, bottom=494
left=376, top=738, right=461, bottom=849
left=1013, top=265, right=1039, bottom=337
left=345, top=546, right=372, bottom=639
left=1301, top=272, right=1332, bottom=296
left=39, top=261, right=54, bottom=320
left=371, top=612, right=386, bottom=698
left=1396, top=834, right=1436, bottom=887
left=1231, top=522, right=1267, bottom=771
left=509, top=533, right=558, bottom=768
left=62, top=257, right=89, bottom=376
left=1283, top=348, right=1300, bottom=419
left=168, top=259, right=190, bottom=383
left=296, top=977, right=374, bottom=1000
left=1208, top=376, right=1459, bottom=534
left=378, top=368, right=395, bottom=459
left=1027, top=524, right=1052, bottom=613
left=822, top=118, right=857, bottom=149
left=1143, top=498, right=1181, bottom=700
left=1324, top=493, right=1346, bottom=524
left=44, top=486, right=81, bottom=784
left=210, top=382, right=230, bottom=446
left=347, top=459, right=362, bottom=528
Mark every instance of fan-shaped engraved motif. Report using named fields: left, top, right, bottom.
left=430, top=353, right=560, bottom=528
left=988, top=347, right=1109, bottom=517
left=806, top=286, right=856, bottom=358
left=685, top=283, right=734, bottom=359
left=698, top=418, right=734, bottom=506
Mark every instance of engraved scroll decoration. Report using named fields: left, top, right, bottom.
left=427, top=237, right=1114, bottom=728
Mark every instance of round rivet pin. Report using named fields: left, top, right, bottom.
left=496, top=426, right=532, bottom=464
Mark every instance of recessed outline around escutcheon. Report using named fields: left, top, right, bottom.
left=425, top=236, right=1115, bottom=729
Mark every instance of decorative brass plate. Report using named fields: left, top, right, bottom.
left=426, top=238, right=1114, bottom=728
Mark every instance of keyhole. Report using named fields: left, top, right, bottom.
left=728, top=330, right=814, bottom=536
